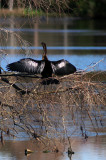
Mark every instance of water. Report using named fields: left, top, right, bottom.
left=0, top=136, right=106, bottom=160
left=0, top=17, right=106, bottom=160
left=0, top=17, right=106, bottom=72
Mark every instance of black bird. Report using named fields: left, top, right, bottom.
left=7, top=42, right=76, bottom=78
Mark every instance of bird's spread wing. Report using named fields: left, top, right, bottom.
left=51, top=59, right=76, bottom=76
left=7, top=58, right=45, bottom=74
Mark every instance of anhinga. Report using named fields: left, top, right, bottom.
left=7, top=42, right=76, bottom=78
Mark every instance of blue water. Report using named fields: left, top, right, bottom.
left=1, top=53, right=105, bottom=72
left=0, top=46, right=106, bottom=50
left=2, top=28, right=106, bottom=35
left=0, top=18, right=106, bottom=160
left=0, top=22, right=106, bottom=72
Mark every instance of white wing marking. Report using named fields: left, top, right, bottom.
left=28, top=61, right=38, bottom=67
left=38, top=62, right=45, bottom=73
left=58, top=61, right=66, bottom=68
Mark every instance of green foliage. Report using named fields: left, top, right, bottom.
left=0, top=0, right=106, bottom=18
left=24, top=8, right=44, bottom=16
left=68, top=0, right=106, bottom=18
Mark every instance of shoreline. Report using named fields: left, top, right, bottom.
left=0, top=8, right=106, bottom=19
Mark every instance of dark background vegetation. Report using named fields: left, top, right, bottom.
left=0, top=0, right=106, bottom=156
left=0, top=0, right=106, bottom=18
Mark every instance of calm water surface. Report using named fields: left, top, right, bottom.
left=0, top=17, right=106, bottom=71
left=0, top=17, right=106, bottom=160
left=0, top=136, right=106, bottom=160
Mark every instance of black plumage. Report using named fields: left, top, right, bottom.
left=7, top=42, right=76, bottom=78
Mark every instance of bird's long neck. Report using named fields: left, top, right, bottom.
left=42, top=42, right=48, bottom=60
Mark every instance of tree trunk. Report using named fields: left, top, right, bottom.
left=8, top=0, right=13, bottom=10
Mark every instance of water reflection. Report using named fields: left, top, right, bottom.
left=0, top=16, right=106, bottom=160
left=3, top=28, right=106, bottom=34
left=0, top=17, right=106, bottom=73
left=1, top=46, right=106, bottom=50
left=1, top=53, right=105, bottom=72
left=0, top=136, right=106, bottom=160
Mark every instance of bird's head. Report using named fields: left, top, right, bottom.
left=41, top=42, right=48, bottom=60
